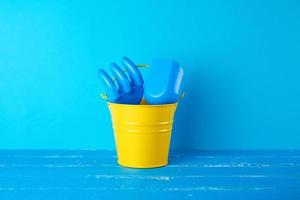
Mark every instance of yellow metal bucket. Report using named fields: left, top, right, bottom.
left=108, top=102, right=177, bottom=168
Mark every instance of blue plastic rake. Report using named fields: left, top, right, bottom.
left=98, top=57, right=146, bottom=104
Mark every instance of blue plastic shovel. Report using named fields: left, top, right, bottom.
left=144, top=59, right=184, bottom=105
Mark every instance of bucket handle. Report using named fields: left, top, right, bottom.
left=99, top=64, right=185, bottom=101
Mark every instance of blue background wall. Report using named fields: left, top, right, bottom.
left=0, top=0, right=300, bottom=150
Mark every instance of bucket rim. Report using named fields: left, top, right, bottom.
left=108, top=102, right=177, bottom=108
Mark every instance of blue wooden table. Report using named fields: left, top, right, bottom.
left=0, top=150, right=299, bottom=200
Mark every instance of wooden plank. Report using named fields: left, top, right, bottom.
left=0, top=150, right=299, bottom=200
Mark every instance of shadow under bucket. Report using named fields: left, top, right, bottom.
left=108, top=102, right=177, bottom=168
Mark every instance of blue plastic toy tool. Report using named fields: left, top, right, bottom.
left=98, top=57, right=144, bottom=104
left=144, top=59, right=184, bottom=105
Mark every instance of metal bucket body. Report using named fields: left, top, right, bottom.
left=108, top=103, right=177, bottom=168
